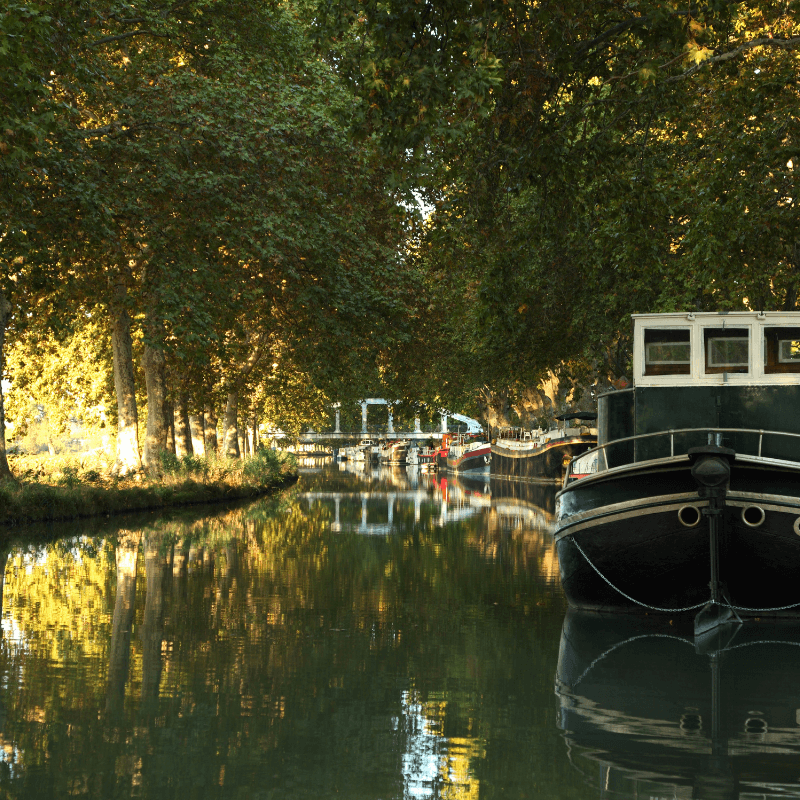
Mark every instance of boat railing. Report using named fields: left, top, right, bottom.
left=564, top=426, right=800, bottom=485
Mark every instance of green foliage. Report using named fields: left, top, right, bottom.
left=332, top=0, right=800, bottom=401
left=242, top=448, right=297, bottom=483
left=3, top=0, right=798, bottom=437
left=158, top=450, right=181, bottom=475
left=5, top=309, right=115, bottom=438
left=1, top=0, right=414, bottom=478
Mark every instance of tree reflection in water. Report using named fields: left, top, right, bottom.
left=0, top=468, right=576, bottom=799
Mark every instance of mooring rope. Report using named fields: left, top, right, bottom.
left=570, top=538, right=707, bottom=612
left=571, top=536, right=800, bottom=614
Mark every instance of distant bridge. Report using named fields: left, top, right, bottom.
left=297, top=399, right=481, bottom=443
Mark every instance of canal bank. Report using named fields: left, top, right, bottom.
left=0, top=450, right=298, bottom=526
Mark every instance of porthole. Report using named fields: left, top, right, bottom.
left=741, top=505, right=766, bottom=528
left=678, top=505, right=701, bottom=528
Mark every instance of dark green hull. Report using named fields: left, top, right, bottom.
left=555, top=383, right=800, bottom=616
left=556, top=456, right=800, bottom=616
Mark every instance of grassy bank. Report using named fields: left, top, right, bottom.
left=1, top=449, right=298, bottom=526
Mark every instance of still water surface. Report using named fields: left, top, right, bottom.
left=1, top=462, right=800, bottom=799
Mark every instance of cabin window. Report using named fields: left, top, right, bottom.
left=764, top=327, right=800, bottom=374
left=643, top=328, right=691, bottom=376
left=704, top=328, right=749, bottom=374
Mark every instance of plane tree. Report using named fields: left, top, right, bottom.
left=313, top=0, right=800, bottom=401
left=2, top=0, right=412, bottom=475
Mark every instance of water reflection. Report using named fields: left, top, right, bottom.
left=303, top=462, right=555, bottom=537
left=16, top=466, right=800, bottom=800
left=555, top=610, right=800, bottom=798
left=0, top=469, right=566, bottom=799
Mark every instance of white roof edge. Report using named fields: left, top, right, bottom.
left=631, top=311, right=800, bottom=319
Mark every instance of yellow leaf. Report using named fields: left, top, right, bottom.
left=685, top=42, right=713, bottom=65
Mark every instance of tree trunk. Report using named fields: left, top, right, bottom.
left=189, top=414, right=205, bottom=456
left=174, top=392, right=193, bottom=458
left=110, top=284, right=141, bottom=475
left=222, top=335, right=266, bottom=460
left=142, top=342, right=167, bottom=475
left=0, top=292, right=14, bottom=481
left=203, top=405, right=218, bottom=457
left=164, top=397, right=175, bottom=455
left=222, top=391, right=240, bottom=458
left=252, top=412, right=259, bottom=452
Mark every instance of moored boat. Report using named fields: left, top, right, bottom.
left=556, top=311, right=800, bottom=626
left=378, top=439, right=408, bottom=464
left=491, top=413, right=597, bottom=483
left=349, top=439, right=380, bottom=462
left=446, top=433, right=491, bottom=474
left=406, top=444, right=437, bottom=468
left=432, top=434, right=451, bottom=472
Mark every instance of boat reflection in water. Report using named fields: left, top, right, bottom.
left=555, top=610, right=800, bottom=798
left=299, top=466, right=559, bottom=554
left=490, top=476, right=556, bottom=525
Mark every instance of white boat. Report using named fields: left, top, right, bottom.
left=379, top=440, right=408, bottom=464
left=350, top=439, right=379, bottom=462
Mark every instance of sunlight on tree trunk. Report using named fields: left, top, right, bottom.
left=203, top=405, right=218, bottom=457
left=164, top=396, right=175, bottom=456
left=110, top=287, right=142, bottom=476
left=189, top=414, right=205, bottom=456
left=223, top=391, right=240, bottom=458
left=174, top=392, right=193, bottom=458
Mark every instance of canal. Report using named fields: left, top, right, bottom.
left=1, top=462, right=799, bottom=798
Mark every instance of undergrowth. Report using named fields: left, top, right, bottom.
left=1, top=449, right=298, bottom=526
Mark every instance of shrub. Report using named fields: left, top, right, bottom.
left=159, top=451, right=181, bottom=475
left=180, top=454, right=206, bottom=476
left=81, top=469, right=101, bottom=484
left=57, top=465, right=81, bottom=488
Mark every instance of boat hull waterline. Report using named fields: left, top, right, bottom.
left=556, top=457, right=800, bottom=617
left=446, top=443, right=491, bottom=474
left=491, top=435, right=596, bottom=483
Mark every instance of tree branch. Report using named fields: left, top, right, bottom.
left=666, top=36, right=800, bottom=82
left=88, top=29, right=170, bottom=47
left=75, top=120, right=194, bottom=139
left=574, top=16, right=650, bottom=57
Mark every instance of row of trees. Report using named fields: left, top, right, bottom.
left=1, top=0, right=416, bottom=477
left=2, top=0, right=798, bottom=469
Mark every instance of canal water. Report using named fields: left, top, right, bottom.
left=2, top=462, right=800, bottom=799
